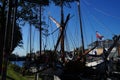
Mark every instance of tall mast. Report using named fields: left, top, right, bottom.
left=77, top=0, right=85, bottom=54
left=34, top=4, right=42, bottom=80
left=77, top=0, right=86, bottom=64
left=60, top=0, right=65, bottom=62
left=39, top=4, right=42, bottom=56
left=30, top=23, right=32, bottom=54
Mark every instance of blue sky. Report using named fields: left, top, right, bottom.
left=13, top=0, right=120, bottom=56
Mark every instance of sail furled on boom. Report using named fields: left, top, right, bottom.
left=49, top=16, right=61, bottom=28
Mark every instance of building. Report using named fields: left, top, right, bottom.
left=88, top=39, right=120, bottom=58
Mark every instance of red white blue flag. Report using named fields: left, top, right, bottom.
left=96, top=31, right=104, bottom=40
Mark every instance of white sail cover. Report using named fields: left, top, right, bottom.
left=49, top=16, right=61, bottom=28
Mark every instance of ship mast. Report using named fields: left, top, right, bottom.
left=39, top=4, right=42, bottom=56
left=60, top=0, right=65, bottom=62
left=77, top=0, right=85, bottom=61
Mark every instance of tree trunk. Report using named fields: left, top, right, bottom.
left=0, top=0, right=6, bottom=75
left=1, top=0, right=12, bottom=79
left=1, top=51, right=9, bottom=80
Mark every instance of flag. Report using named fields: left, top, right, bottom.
left=96, top=31, right=104, bottom=40
left=49, top=16, right=61, bottom=28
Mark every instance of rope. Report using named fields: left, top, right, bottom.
left=36, top=30, right=39, bottom=51
left=81, top=1, right=114, bottom=38
left=81, top=0, right=96, bottom=35
left=80, top=12, right=89, bottom=47
left=81, top=5, right=102, bottom=45
left=49, top=16, right=55, bottom=49
left=92, top=15, right=114, bottom=35
left=82, top=0, right=91, bottom=6
left=64, top=25, right=70, bottom=51
left=26, top=26, right=30, bottom=54
left=32, top=27, right=36, bottom=52
left=83, top=0, right=120, bottom=20
left=94, top=8, right=120, bottom=20
left=67, top=25, right=77, bottom=50
left=73, top=1, right=81, bottom=48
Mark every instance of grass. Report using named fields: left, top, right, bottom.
left=0, top=63, right=42, bottom=80
left=6, top=63, right=36, bottom=80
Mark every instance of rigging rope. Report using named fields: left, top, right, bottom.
left=64, top=24, right=70, bottom=51
left=83, top=0, right=120, bottom=20
left=49, top=15, right=55, bottom=50
left=67, top=24, right=76, bottom=50
left=81, top=0, right=114, bottom=38
left=80, top=11, right=89, bottom=47
left=26, top=26, right=30, bottom=54
left=36, top=30, right=39, bottom=51
left=81, top=0, right=97, bottom=38
left=92, top=15, right=114, bottom=35
left=32, top=27, right=36, bottom=52
left=74, top=2, right=81, bottom=48
left=94, top=8, right=120, bottom=20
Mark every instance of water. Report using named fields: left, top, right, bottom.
left=12, top=61, right=24, bottom=67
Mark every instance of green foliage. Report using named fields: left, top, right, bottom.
left=7, top=63, right=38, bottom=80
left=17, top=0, right=49, bottom=27
left=0, top=0, right=23, bottom=74
left=24, top=0, right=49, bottom=5
left=0, top=0, right=23, bottom=52
left=52, top=0, right=76, bottom=6
left=7, top=64, right=27, bottom=80
left=13, top=25, right=23, bottom=49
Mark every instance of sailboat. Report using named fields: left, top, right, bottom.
left=21, top=0, right=120, bottom=80
left=39, top=0, right=99, bottom=80
left=46, top=0, right=120, bottom=80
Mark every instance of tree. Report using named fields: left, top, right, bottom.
left=0, top=0, right=23, bottom=78
left=16, top=0, right=49, bottom=27
left=0, top=0, right=49, bottom=79
left=17, top=1, right=49, bottom=80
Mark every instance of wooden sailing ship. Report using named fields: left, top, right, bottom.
left=1, top=0, right=120, bottom=80
left=21, top=0, right=120, bottom=80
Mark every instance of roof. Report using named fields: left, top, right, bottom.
left=88, top=39, right=113, bottom=47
